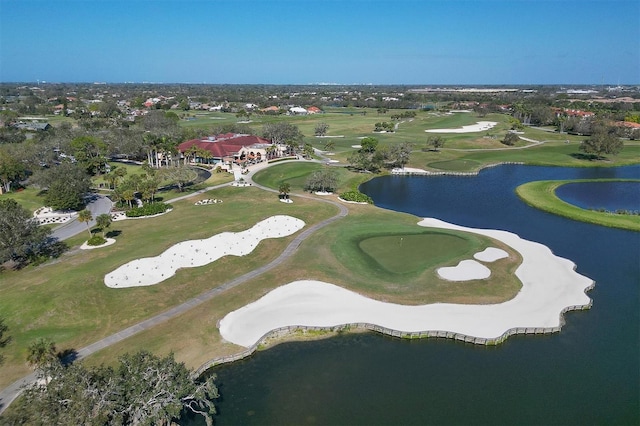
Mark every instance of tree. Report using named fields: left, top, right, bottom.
left=122, top=188, right=136, bottom=208
left=34, top=162, right=91, bottom=211
left=427, top=135, right=445, bottom=151
left=323, top=140, right=335, bottom=152
left=314, top=122, right=329, bottom=137
left=360, top=137, right=378, bottom=153
left=70, top=135, right=108, bottom=175
left=0, top=199, right=65, bottom=269
left=262, top=122, right=303, bottom=147
left=305, top=168, right=338, bottom=193
left=0, top=317, right=9, bottom=366
left=388, top=142, right=413, bottom=169
left=161, top=165, right=197, bottom=192
left=95, top=213, right=112, bottom=238
left=8, top=350, right=219, bottom=426
left=26, top=337, right=57, bottom=368
left=579, top=130, right=624, bottom=159
left=502, top=132, right=520, bottom=146
left=78, top=209, right=93, bottom=237
left=279, top=182, right=291, bottom=200
left=0, top=147, right=27, bottom=193
left=302, top=143, right=314, bottom=159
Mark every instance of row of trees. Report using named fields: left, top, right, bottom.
left=4, top=340, right=219, bottom=425
left=347, top=137, right=413, bottom=172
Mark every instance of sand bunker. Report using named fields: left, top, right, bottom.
left=425, top=121, right=497, bottom=133
left=437, top=247, right=509, bottom=281
left=474, top=247, right=508, bottom=262
left=219, top=218, right=592, bottom=347
left=437, top=259, right=490, bottom=281
left=104, top=215, right=305, bottom=288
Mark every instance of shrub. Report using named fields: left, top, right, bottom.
left=125, top=203, right=172, bottom=218
left=87, top=235, right=107, bottom=246
left=339, top=190, right=373, bottom=204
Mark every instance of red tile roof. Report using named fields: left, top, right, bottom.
left=178, top=134, right=272, bottom=158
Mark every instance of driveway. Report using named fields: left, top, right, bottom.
left=51, top=194, right=113, bottom=241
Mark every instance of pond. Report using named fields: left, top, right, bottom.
left=200, top=165, right=639, bottom=426
left=555, top=181, right=640, bottom=213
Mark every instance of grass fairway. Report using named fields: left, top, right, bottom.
left=78, top=202, right=523, bottom=377
left=516, top=179, right=640, bottom=231
left=0, top=185, right=338, bottom=389
left=252, top=160, right=371, bottom=192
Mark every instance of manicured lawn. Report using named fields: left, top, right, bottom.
left=252, top=160, right=370, bottom=192
left=516, top=179, right=640, bottom=231
left=0, top=187, right=46, bottom=213
left=80, top=201, right=523, bottom=376
left=0, top=186, right=337, bottom=388
left=358, top=232, right=472, bottom=274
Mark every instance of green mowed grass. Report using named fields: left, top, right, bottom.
left=516, top=179, right=640, bottom=231
left=252, top=161, right=369, bottom=192
left=79, top=202, right=524, bottom=375
left=0, top=187, right=46, bottom=213
left=358, top=232, right=470, bottom=274
left=0, top=186, right=338, bottom=388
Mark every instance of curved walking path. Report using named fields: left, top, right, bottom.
left=0, top=161, right=347, bottom=414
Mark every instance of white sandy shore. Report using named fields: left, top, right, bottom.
left=425, top=121, right=497, bottom=133
left=104, top=215, right=305, bottom=288
left=219, top=218, right=593, bottom=347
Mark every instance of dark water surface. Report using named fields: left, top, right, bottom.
left=555, top=181, right=640, bottom=212
left=202, top=165, right=640, bottom=425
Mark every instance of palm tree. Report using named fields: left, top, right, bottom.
left=279, top=182, right=291, bottom=200
left=95, top=213, right=112, bottom=238
left=27, top=337, right=57, bottom=368
left=122, top=189, right=136, bottom=209
left=78, top=209, right=93, bottom=237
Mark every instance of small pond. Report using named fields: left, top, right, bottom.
left=555, top=181, right=640, bottom=212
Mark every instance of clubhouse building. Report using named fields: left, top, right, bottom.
left=177, top=133, right=278, bottom=169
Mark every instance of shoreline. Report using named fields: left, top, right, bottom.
left=215, top=217, right=593, bottom=355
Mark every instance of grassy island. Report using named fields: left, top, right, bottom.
left=516, top=179, right=640, bottom=232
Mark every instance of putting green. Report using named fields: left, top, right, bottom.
left=428, top=159, right=481, bottom=172
left=358, top=232, right=471, bottom=275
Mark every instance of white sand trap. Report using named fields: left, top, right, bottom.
left=474, top=247, right=508, bottom=262
left=425, top=121, right=497, bottom=133
left=104, top=215, right=305, bottom=288
left=219, top=218, right=593, bottom=347
left=437, top=259, right=490, bottom=281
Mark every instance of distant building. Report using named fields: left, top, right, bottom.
left=13, top=121, right=51, bottom=131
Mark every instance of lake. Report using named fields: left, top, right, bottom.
left=203, top=165, right=640, bottom=425
left=555, top=180, right=640, bottom=212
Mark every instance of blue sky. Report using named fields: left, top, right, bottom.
left=1, top=0, right=638, bottom=84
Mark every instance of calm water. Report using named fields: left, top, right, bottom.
left=555, top=181, right=640, bottom=212
left=202, top=165, right=640, bottom=426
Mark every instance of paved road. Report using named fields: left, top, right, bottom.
left=51, top=194, right=114, bottom=241
left=0, top=161, right=348, bottom=414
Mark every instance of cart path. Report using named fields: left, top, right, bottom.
left=0, top=164, right=347, bottom=414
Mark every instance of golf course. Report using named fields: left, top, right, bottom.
left=1, top=107, right=639, bottom=404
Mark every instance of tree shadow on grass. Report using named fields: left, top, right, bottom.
left=569, top=152, right=604, bottom=161
left=105, top=230, right=121, bottom=238
left=58, top=348, right=79, bottom=366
